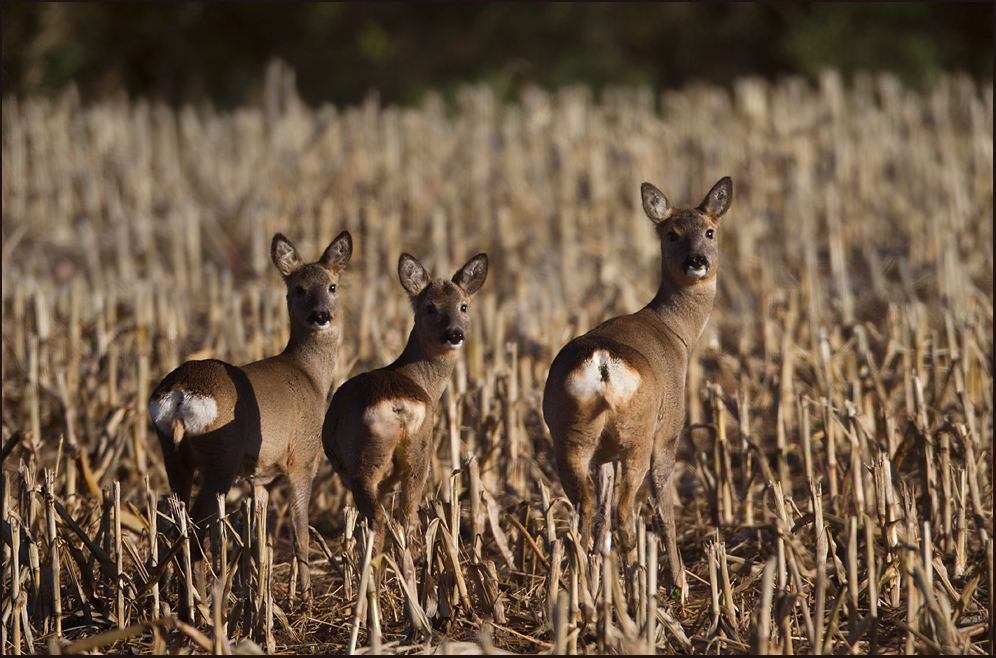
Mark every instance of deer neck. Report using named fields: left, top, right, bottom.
left=284, top=325, right=340, bottom=400
left=643, top=272, right=716, bottom=356
left=388, top=330, right=460, bottom=404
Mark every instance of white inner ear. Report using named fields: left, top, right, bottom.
left=323, top=237, right=351, bottom=268
left=460, top=260, right=486, bottom=291
left=402, top=260, right=429, bottom=296
left=411, top=269, right=429, bottom=293
left=274, top=245, right=300, bottom=274
left=643, top=188, right=671, bottom=221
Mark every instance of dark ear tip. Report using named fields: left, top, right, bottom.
left=398, top=253, right=422, bottom=277
left=699, top=177, right=734, bottom=217
left=467, top=253, right=489, bottom=275
left=271, top=233, right=297, bottom=260
left=336, top=230, right=353, bottom=255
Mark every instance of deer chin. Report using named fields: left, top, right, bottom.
left=685, top=265, right=708, bottom=279
left=310, top=317, right=334, bottom=331
left=441, top=338, right=465, bottom=351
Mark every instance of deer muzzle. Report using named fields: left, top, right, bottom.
left=442, top=328, right=465, bottom=349
left=308, top=310, right=333, bottom=330
left=683, top=254, right=709, bottom=279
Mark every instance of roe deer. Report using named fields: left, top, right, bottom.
left=148, top=231, right=353, bottom=602
left=543, top=177, right=733, bottom=598
left=322, top=252, right=488, bottom=562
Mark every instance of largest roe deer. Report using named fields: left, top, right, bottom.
left=543, top=177, right=732, bottom=598
left=148, top=231, right=352, bottom=604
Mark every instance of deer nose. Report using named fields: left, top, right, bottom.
left=309, top=310, right=332, bottom=327
left=442, top=328, right=465, bottom=347
left=685, top=255, right=708, bottom=271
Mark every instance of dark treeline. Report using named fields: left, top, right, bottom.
left=3, top=2, right=992, bottom=108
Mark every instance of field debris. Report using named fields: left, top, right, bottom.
left=2, top=71, right=993, bottom=653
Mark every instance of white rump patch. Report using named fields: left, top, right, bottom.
left=149, top=388, right=218, bottom=437
left=564, top=349, right=641, bottom=407
left=363, top=399, right=427, bottom=437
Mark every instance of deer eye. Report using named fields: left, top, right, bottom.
left=706, top=229, right=714, bottom=239
left=328, top=283, right=336, bottom=293
left=294, top=285, right=306, bottom=297
left=425, top=304, right=436, bottom=315
left=667, top=231, right=679, bottom=242
left=460, top=303, right=468, bottom=313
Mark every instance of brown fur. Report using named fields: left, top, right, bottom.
left=323, top=252, right=488, bottom=563
left=543, top=178, right=732, bottom=599
left=148, top=231, right=352, bottom=606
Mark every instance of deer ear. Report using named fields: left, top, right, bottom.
left=698, top=176, right=733, bottom=219
left=641, top=183, right=672, bottom=223
left=453, top=253, right=488, bottom=295
left=398, top=253, right=430, bottom=298
left=321, top=231, right=353, bottom=271
left=271, top=233, right=303, bottom=277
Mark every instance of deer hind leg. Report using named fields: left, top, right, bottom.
left=649, top=443, right=686, bottom=602
left=399, top=457, right=430, bottom=544
left=187, top=464, right=238, bottom=603
left=156, top=429, right=195, bottom=505
left=394, top=458, right=429, bottom=635
left=615, top=451, right=651, bottom=561
left=553, top=424, right=601, bottom=550
left=593, top=462, right=614, bottom=553
left=352, top=478, right=387, bottom=575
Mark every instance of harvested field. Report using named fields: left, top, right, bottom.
left=2, top=68, right=993, bottom=654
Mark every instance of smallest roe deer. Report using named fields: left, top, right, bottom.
left=543, top=177, right=733, bottom=600
left=148, top=231, right=353, bottom=604
left=323, top=252, right=488, bottom=562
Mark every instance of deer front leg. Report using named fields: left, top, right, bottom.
left=650, top=439, right=686, bottom=603
left=287, top=466, right=317, bottom=602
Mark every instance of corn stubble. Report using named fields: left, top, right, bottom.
left=1, top=69, right=992, bottom=654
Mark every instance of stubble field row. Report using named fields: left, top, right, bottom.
left=1, top=67, right=992, bottom=653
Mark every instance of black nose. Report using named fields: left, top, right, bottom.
left=310, top=310, right=332, bottom=326
left=443, top=328, right=464, bottom=345
left=685, top=254, right=707, bottom=270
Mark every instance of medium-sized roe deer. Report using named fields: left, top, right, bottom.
left=543, top=177, right=733, bottom=600
left=323, top=252, right=488, bottom=562
left=148, top=231, right=353, bottom=604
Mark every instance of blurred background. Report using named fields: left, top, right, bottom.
left=3, top=2, right=992, bottom=108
